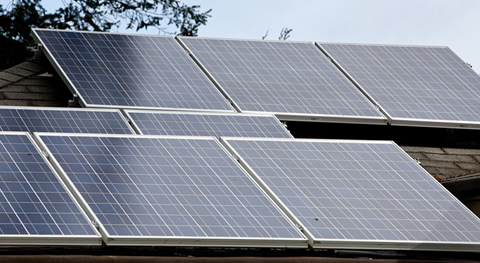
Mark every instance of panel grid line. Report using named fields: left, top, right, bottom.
left=0, top=189, right=28, bottom=235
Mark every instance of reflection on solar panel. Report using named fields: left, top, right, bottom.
left=0, top=107, right=133, bottom=134
left=179, top=37, right=386, bottom=124
left=222, top=138, right=480, bottom=251
left=32, top=29, right=234, bottom=112
left=0, top=132, right=100, bottom=245
left=318, top=43, right=480, bottom=128
left=36, top=134, right=306, bottom=247
left=125, top=110, right=292, bottom=138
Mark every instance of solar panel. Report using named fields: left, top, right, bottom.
left=125, top=110, right=292, bottom=138
left=221, top=138, right=480, bottom=252
left=35, top=134, right=307, bottom=247
left=178, top=37, right=386, bottom=124
left=0, top=107, right=134, bottom=134
left=32, top=29, right=234, bottom=112
left=318, top=43, right=480, bottom=129
left=0, top=132, right=100, bottom=245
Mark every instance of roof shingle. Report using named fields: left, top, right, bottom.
left=0, top=49, right=71, bottom=107
left=403, top=146, right=480, bottom=181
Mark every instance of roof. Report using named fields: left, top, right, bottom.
left=0, top=49, right=71, bottom=107
left=402, top=146, right=480, bottom=181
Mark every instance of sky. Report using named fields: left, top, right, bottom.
left=39, top=0, right=480, bottom=73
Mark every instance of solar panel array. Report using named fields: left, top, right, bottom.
left=32, top=29, right=234, bottom=112
left=19, top=29, right=480, bottom=251
left=179, top=37, right=386, bottom=123
left=32, top=29, right=480, bottom=128
left=37, top=134, right=306, bottom=247
left=222, top=138, right=480, bottom=251
left=125, top=111, right=292, bottom=138
left=318, top=43, right=480, bottom=128
left=0, top=133, right=100, bottom=245
left=0, top=108, right=133, bottom=134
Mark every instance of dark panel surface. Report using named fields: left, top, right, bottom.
left=180, top=38, right=385, bottom=122
left=319, top=43, right=480, bottom=126
left=38, top=135, right=305, bottom=246
left=223, top=138, right=480, bottom=250
left=0, top=133, right=98, bottom=242
left=33, top=29, right=233, bottom=111
left=126, top=111, right=292, bottom=138
left=0, top=108, right=133, bottom=134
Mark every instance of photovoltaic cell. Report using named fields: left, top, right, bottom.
left=32, top=29, right=234, bottom=112
left=0, top=133, right=99, bottom=245
left=318, top=43, right=480, bottom=127
left=179, top=37, right=385, bottom=123
left=222, top=138, right=480, bottom=251
left=0, top=108, right=133, bottom=134
left=125, top=111, right=292, bottom=138
left=37, top=134, right=306, bottom=247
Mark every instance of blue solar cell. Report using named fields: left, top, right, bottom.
left=319, top=43, right=480, bottom=127
left=179, top=37, right=385, bottom=123
left=37, top=134, right=306, bottom=247
left=32, top=29, right=234, bottom=112
left=0, top=108, right=133, bottom=134
left=222, top=138, right=480, bottom=251
left=0, top=133, right=99, bottom=244
left=126, top=111, right=292, bottom=138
